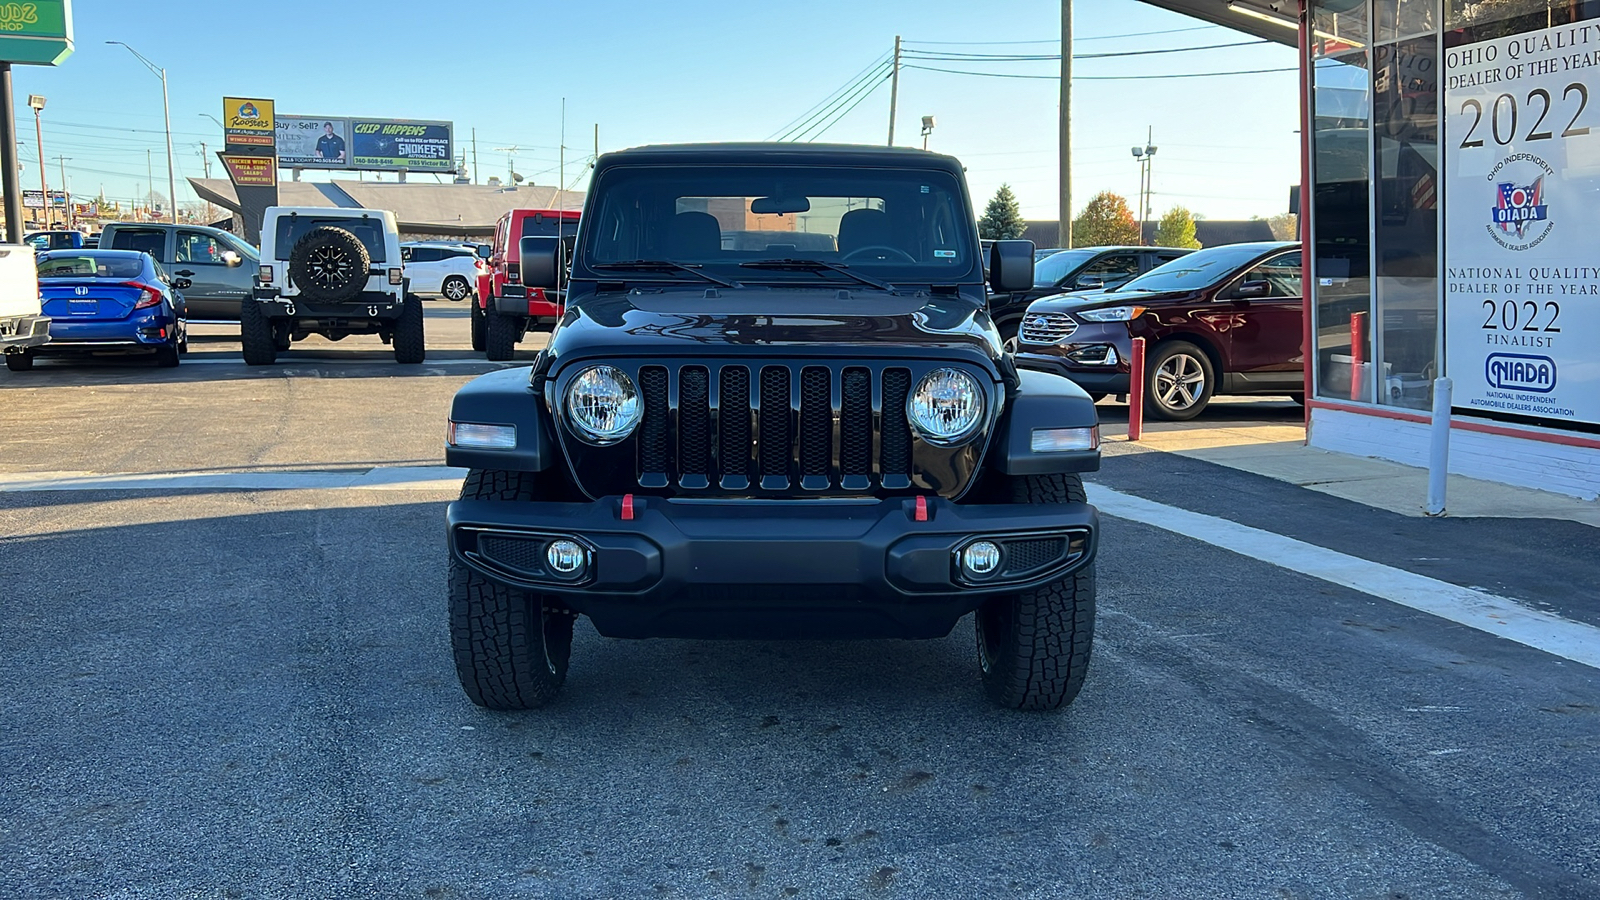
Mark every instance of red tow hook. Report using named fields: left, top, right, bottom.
left=621, top=493, right=635, bottom=521
left=914, top=495, right=928, bottom=522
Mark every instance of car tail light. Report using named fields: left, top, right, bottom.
left=259, top=264, right=274, bottom=283
left=123, top=282, right=163, bottom=309
left=388, top=267, right=404, bottom=285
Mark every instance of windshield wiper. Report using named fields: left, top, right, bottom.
left=739, top=258, right=896, bottom=292
left=591, top=260, right=740, bottom=288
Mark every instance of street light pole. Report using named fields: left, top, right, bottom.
left=55, top=155, right=70, bottom=229
left=108, top=42, right=177, bottom=224
left=28, top=94, right=46, bottom=229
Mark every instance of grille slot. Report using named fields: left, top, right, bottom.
left=840, top=368, right=872, bottom=478
left=1019, top=311, right=1078, bottom=345
left=758, top=366, right=792, bottom=488
left=799, top=367, right=832, bottom=479
left=718, top=366, right=751, bottom=483
left=638, top=366, right=669, bottom=478
left=679, top=366, right=711, bottom=487
left=880, top=368, right=912, bottom=480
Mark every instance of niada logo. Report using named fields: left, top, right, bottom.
left=1485, top=352, right=1557, bottom=393
left=1484, top=153, right=1555, bottom=251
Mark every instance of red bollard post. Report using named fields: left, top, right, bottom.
left=1128, top=336, right=1146, bottom=442
left=1349, top=311, right=1367, bottom=402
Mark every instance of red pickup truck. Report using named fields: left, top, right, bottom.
left=474, top=208, right=580, bottom=359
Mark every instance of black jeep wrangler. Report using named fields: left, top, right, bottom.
left=445, top=144, right=1102, bottom=710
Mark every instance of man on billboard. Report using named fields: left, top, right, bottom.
left=317, top=122, right=346, bottom=163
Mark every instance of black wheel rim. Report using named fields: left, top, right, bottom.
left=308, top=245, right=354, bottom=289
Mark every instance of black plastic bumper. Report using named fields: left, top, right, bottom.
left=448, top=495, right=1098, bottom=640
left=1014, top=351, right=1129, bottom=394
left=252, top=288, right=405, bottom=321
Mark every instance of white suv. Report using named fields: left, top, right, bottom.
left=247, top=206, right=423, bottom=365
left=402, top=241, right=482, bottom=302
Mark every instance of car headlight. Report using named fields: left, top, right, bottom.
left=1075, top=305, right=1147, bottom=323
left=564, top=365, right=642, bottom=445
left=907, top=367, right=985, bottom=445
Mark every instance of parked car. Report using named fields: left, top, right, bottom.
left=989, top=245, right=1192, bottom=352
left=1034, top=247, right=1065, bottom=261
left=445, top=142, right=1101, bottom=711
left=246, top=206, right=421, bottom=365
left=1014, top=241, right=1302, bottom=420
left=476, top=208, right=579, bottom=358
left=11, top=249, right=189, bottom=370
left=402, top=241, right=484, bottom=302
left=25, top=230, right=87, bottom=251
left=0, top=243, right=50, bottom=367
left=97, top=222, right=258, bottom=322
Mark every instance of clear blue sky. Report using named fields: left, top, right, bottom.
left=13, top=0, right=1299, bottom=224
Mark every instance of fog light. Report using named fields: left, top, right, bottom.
left=1066, top=344, right=1119, bottom=366
left=961, top=541, right=1002, bottom=576
left=546, top=540, right=586, bottom=575
left=1031, top=426, right=1100, bottom=453
left=448, top=421, right=516, bottom=449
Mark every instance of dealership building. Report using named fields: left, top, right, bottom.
left=1148, top=0, right=1600, bottom=500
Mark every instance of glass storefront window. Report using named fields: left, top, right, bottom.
left=1311, top=48, right=1375, bottom=401
left=1376, top=0, right=1437, bottom=43
left=1314, top=0, right=1371, bottom=52
left=1373, top=34, right=1440, bottom=410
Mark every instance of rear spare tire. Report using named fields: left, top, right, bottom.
left=288, top=226, right=370, bottom=303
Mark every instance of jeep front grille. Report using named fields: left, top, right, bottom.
left=630, top=362, right=919, bottom=495
left=1019, top=312, right=1077, bottom=345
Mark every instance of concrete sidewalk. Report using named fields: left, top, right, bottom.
left=1098, top=406, right=1600, bottom=529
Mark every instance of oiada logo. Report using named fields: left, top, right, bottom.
left=1485, top=154, right=1555, bottom=250
left=1486, top=352, right=1557, bottom=393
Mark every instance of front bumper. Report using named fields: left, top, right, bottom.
left=1015, top=323, right=1134, bottom=395
left=0, top=315, right=50, bottom=351
left=492, top=284, right=561, bottom=318
left=448, top=495, right=1098, bottom=639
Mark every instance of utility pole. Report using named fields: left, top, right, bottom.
left=146, top=149, right=153, bottom=218
left=30, top=96, right=47, bottom=229
left=0, top=65, right=23, bottom=243
left=55, top=156, right=70, bottom=229
left=594, top=123, right=599, bottom=165
left=198, top=143, right=214, bottom=223
left=1059, top=1, right=1072, bottom=248
left=471, top=127, right=478, bottom=185
left=887, top=35, right=902, bottom=146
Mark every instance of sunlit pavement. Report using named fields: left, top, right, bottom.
left=1, top=304, right=1596, bottom=897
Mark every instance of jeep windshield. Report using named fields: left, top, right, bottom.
left=274, top=216, right=387, bottom=263
left=578, top=165, right=975, bottom=286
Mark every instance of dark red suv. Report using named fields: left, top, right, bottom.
left=1012, top=241, right=1303, bottom=420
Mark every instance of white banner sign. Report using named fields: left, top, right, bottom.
left=1444, top=22, right=1600, bottom=427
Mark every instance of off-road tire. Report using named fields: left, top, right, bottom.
left=274, top=328, right=292, bottom=352
left=393, top=294, right=426, bottom=364
left=449, top=469, right=575, bottom=709
left=442, top=276, right=472, bottom=302
left=240, top=300, right=277, bottom=366
left=5, top=350, right=33, bottom=372
left=154, top=342, right=181, bottom=368
left=470, top=300, right=486, bottom=352
left=484, top=310, right=520, bottom=361
left=288, top=226, right=370, bottom=304
left=1144, top=340, right=1215, bottom=422
left=974, top=473, right=1096, bottom=711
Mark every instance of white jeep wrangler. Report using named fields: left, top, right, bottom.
left=246, top=207, right=423, bottom=364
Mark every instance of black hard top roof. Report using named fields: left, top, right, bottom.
left=596, top=142, right=965, bottom=173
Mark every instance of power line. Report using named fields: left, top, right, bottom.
left=770, top=54, right=893, bottom=141
left=902, top=25, right=1219, bottom=45
left=900, top=39, right=1269, bottom=62
left=901, top=64, right=1296, bottom=81
left=803, top=75, right=893, bottom=142
left=783, top=61, right=894, bottom=142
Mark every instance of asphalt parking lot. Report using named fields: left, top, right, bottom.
left=2, top=302, right=1597, bottom=899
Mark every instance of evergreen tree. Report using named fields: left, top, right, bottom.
left=977, top=184, right=1026, bottom=240
left=1154, top=206, right=1202, bottom=249
left=1071, top=192, right=1140, bottom=247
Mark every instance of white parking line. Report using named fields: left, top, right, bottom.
left=0, top=466, right=467, bottom=492
left=1087, top=483, right=1600, bottom=671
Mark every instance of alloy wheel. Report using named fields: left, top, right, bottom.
left=1154, top=353, right=1206, bottom=411
left=308, top=246, right=354, bottom=289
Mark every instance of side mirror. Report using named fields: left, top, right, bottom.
left=475, top=243, right=492, bottom=260
left=988, top=239, right=1035, bottom=294
left=221, top=250, right=242, bottom=268
left=519, top=235, right=560, bottom=290
left=1076, top=273, right=1105, bottom=290
left=1235, top=280, right=1270, bottom=299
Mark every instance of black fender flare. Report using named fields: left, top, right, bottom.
left=445, top=366, right=554, bottom=472
left=991, top=368, right=1101, bottom=476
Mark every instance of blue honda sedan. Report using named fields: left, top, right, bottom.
left=8, top=250, right=190, bottom=371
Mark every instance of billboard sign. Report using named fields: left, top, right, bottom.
left=219, top=154, right=277, bottom=187
left=276, top=116, right=349, bottom=168
left=0, top=0, right=72, bottom=66
left=22, top=189, right=67, bottom=209
left=351, top=119, right=454, bottom=172
left=223, top=97, right=275, bottom=149
left=1444, top=21, right=1600, bottom=428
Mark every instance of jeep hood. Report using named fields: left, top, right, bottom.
left=542, top=288, right=1007, bottom=375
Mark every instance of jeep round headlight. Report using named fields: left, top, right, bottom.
left=907, top=367, right=985, bottom=445
left=565, top=365, right=641, bottom=445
